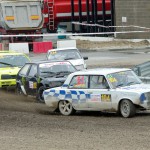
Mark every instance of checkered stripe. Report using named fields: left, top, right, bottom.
left=44, top=89, right=90, bottom=102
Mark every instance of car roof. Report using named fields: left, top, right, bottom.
left=26, top=60, right=73, bottom=65
left=0, top=50, right=26, bottom=55
left=70, top=68, right=131, bottom=76
left=48, top=47, right=78, bottom=52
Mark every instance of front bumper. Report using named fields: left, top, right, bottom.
left=0, top=79, right=16, bottom=88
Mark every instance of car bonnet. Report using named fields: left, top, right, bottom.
left=118, top=83, right=150, bottom=93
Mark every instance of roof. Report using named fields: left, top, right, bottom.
left=71, top=68, right=131, bottom=76
left=27, top=60, right=72, bottom=65
left=48, top=47, right=78, bottom=52
left=0, top=51, right=27, bottom=55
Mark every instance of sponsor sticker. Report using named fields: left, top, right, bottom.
left=101, top=94, right=111, bottom=102
left=29, top=81, right=37, bottom=89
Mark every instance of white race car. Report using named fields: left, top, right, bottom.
left=43, top=68, right=150, bottom=118
left=46, top=47, right=88, bottom=70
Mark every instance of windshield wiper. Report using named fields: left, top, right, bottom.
left=41, top=71, right=56, bottom=74
left=64, top=57, right=75, bottom=60
left=0, top=62, right=15, bottom=67
left=55, top=71, right=71, bottom=77
left=41, top=71, right=56, bottom=77
left=56, top=71, right=71, bottom=75
left=116, top=83, right=124, bottom=88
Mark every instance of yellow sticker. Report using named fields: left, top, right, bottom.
left=101, top=94, right=111, bottom=102
left=74, top=84, right=86, bottom=88
left=33, top=82, right=37, bottom=89
left=50, top=51, right=57, bottom=55
left=108, top=77, right=117, bottom=83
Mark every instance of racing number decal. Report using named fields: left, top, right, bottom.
left=50, top=51, right=56, bottom=55
left=29, top=81, right=37, bottom=89
left=101, top=94, right=111, bottom=102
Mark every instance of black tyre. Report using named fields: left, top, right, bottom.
left=37, top=86, right=45, bottom=103
left=120, top=100, right=136, bottom=118
left=59, top=100, right=76, bottom=116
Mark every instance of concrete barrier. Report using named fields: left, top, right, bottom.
left=57, top=40, right=76, bottom=48
left=9, top=43, right=29, bottom=54
left=33, top=41, right=53, bottom=53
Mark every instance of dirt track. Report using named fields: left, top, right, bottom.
left=0, top=90, right=150, bottom=150
left=1, top=45, right=150, bottom=150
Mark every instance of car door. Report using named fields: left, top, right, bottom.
left=68, top=75, right=89, bottom=110
left=87, top=75, right=113, bottom=111
left=17, top=64, right=31, bottom=94
left=25, top=64, right=38, bottom=95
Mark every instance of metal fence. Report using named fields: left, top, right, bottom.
left=139, top=77, right=150, bottom=84
left=132, top=61, right=150, bottom=84
left=132, top=61, right=150, bottom=77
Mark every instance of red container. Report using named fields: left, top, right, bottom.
left=43, top=0, right=111, bottom=28
left=33, top=41, right=53, bottom=53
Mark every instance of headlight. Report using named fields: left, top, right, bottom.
left=140, top=93, right=146, bottom=103
left=75, top=64, right=84, bottom=70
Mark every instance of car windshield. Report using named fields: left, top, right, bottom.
left=39, top=61, right=76, bottom=77
left=106, top=70, right=142, bottom=89
left=47, top=49, right=82, bottom=60
left=0, top=54, right=29, bottom=68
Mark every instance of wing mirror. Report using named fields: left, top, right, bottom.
left=83, top=56, right=88, bottom=60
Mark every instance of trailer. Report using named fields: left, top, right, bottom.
left=0, top=0, right=44, bottom=32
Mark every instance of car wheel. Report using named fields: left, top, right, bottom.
left=120, top=100, right=136, bottom=118
left=37, top=86, right=45, bottom=103
left=59, top=100, right=75, bottom=116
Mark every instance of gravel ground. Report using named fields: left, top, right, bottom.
left=1, top=42, right=150, bottom=150
left=0, top=91, right=150, bottom=150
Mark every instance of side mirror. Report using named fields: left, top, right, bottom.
left=34, top=73, right=38, bottom=78
left=83, top=56, right=88, bottom=60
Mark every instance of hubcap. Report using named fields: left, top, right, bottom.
left=121, top=101, right=130, bottom=116
left=59, top=101, right=72, bottom=115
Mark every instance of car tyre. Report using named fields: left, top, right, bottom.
left=59, top=100, right=76, bottom=116
left=37, top=86, right=45, bottom=103
left=120, top=100, right=136, bottom=118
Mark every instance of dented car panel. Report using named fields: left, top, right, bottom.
left=43, top=68, right=150, bottom=117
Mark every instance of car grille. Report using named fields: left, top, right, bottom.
left=1, top=74, right=16, bottom=79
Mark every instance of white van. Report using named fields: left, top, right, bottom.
left=46, top=47, right=88, bottom=70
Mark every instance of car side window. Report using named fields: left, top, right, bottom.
left=19, top=64, right=30, bottom=76
left=28, top=65, right=38, bottom=77
left=69, top=75, right=88, bottom=89
left=90, top=75, right=109, bottom=89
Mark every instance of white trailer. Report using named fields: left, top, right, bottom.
left=0, top=0, right=44, bottom=30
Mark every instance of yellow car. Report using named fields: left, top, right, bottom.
left=0, top=51, right=30, bottom=88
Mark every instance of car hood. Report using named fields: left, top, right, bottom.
left=0, top=67, right=20, bottom=75
left=44, top=76, right=67, bottom=82
left=67, top=59, right=84, bottom=66
left=118, top=83, right=150, bottom=93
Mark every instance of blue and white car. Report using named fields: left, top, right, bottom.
left=43, top=68, right=150, bottom=118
